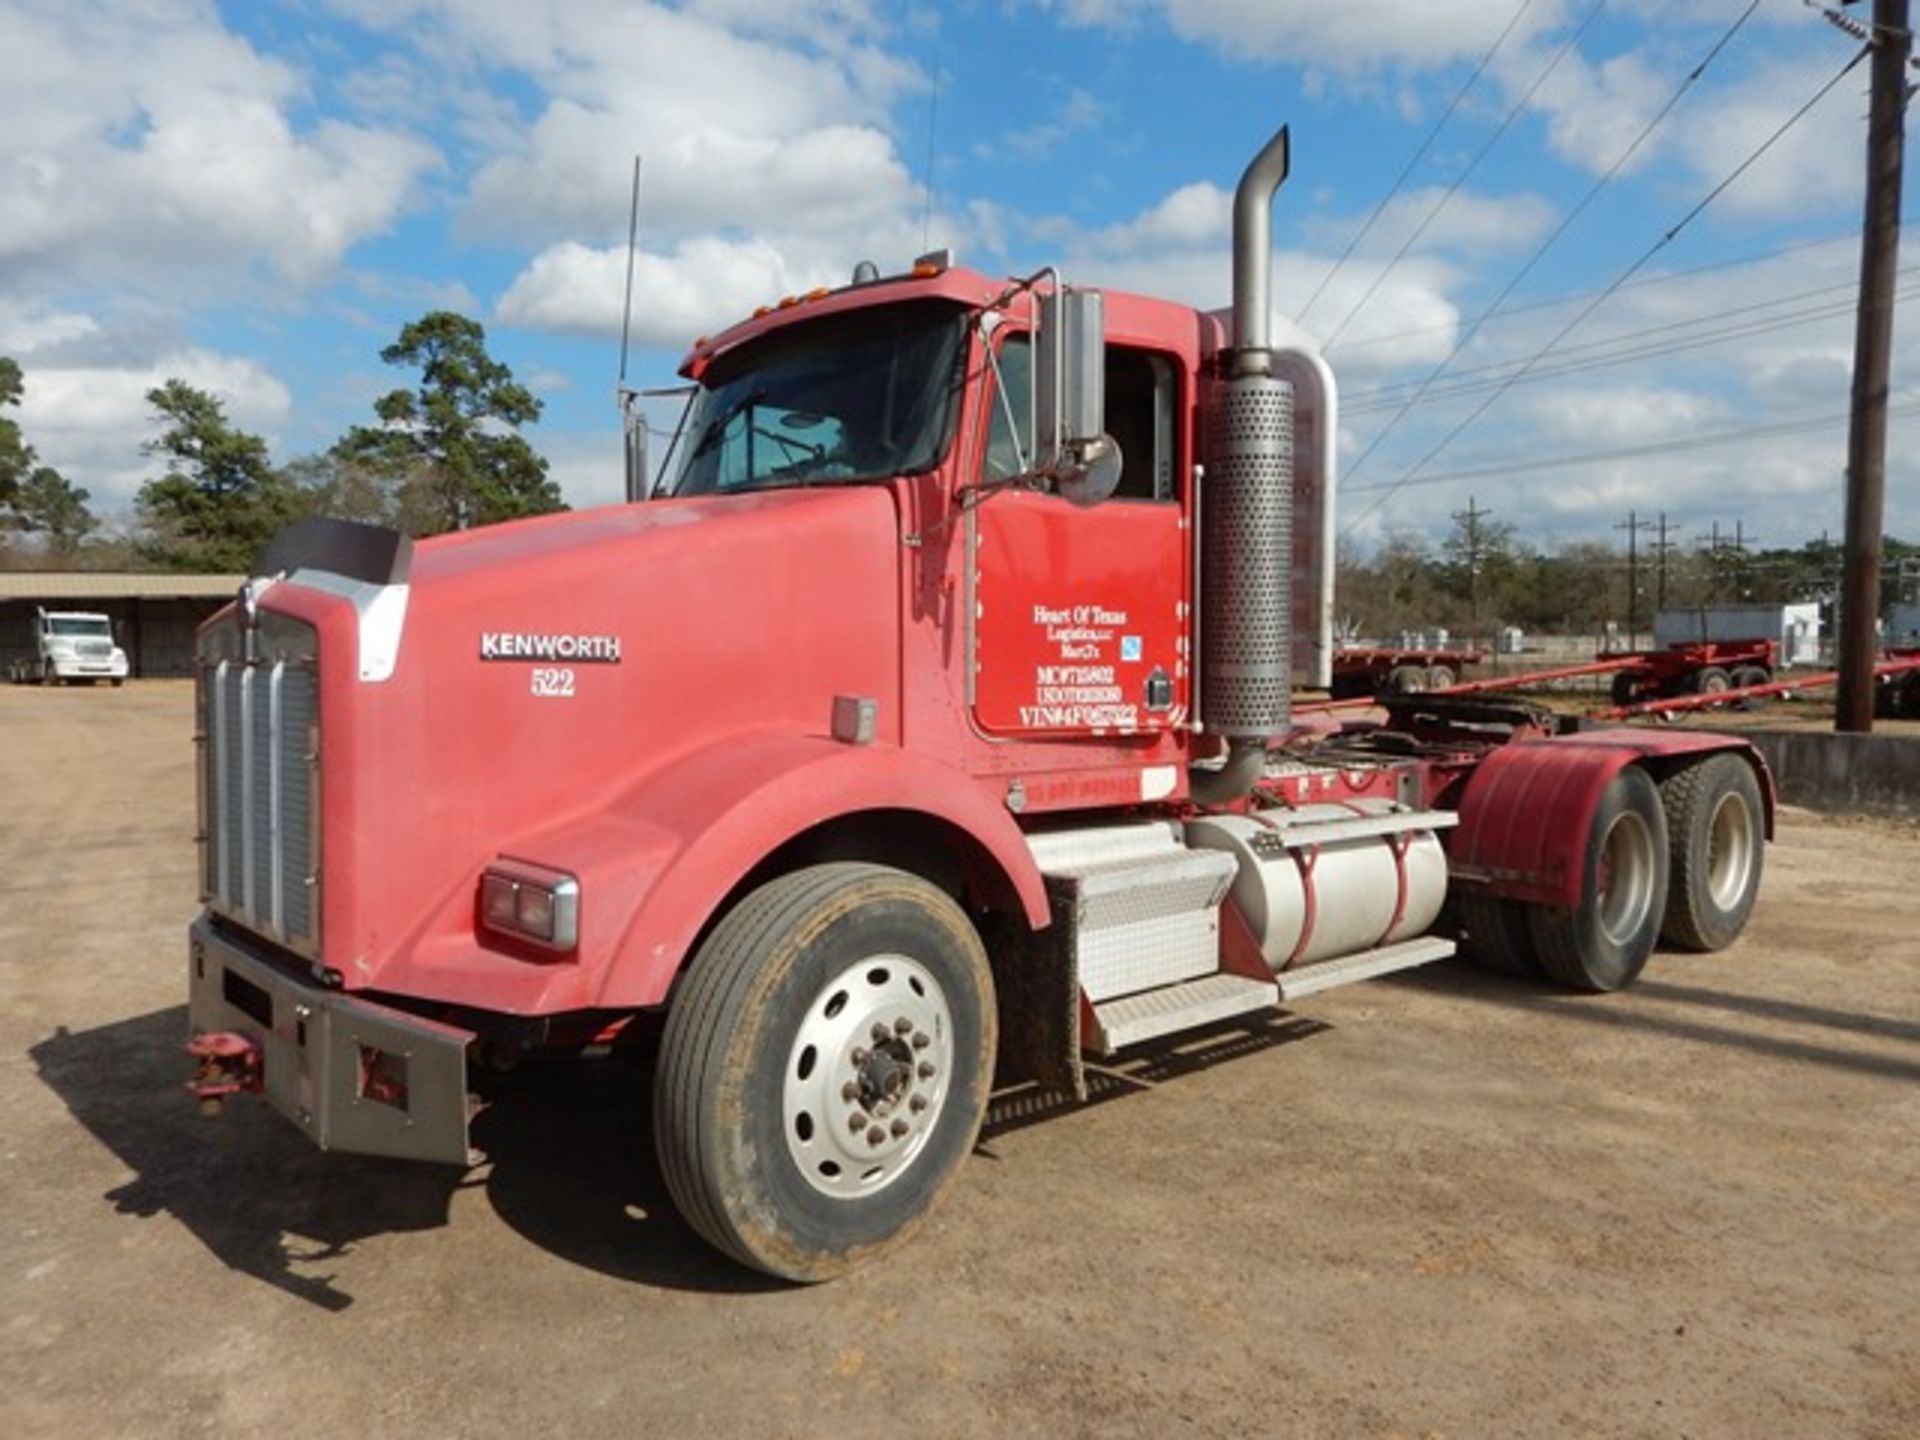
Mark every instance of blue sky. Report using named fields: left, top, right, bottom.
left=3, top=0, right=1913, bottom=553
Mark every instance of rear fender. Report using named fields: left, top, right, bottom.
left=590, top=735, right=1049, bottom=1007
left=1451, top=729, right=1773, bottom=906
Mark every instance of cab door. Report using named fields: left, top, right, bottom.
left=970, top=337, right=1189, bottom=739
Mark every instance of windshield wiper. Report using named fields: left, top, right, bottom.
left=687, top=385, right=766, bottom=461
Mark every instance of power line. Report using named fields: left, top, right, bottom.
left=1319, top=1, right=1606, bottom=350
left=1344, top=270, right=1886, bottom=404
left=1343, top=38, right=1871, bottom=534
left=1298, top=0, right=1534, bottom=325
left=1337, top=0, right=1765, bottom=496
left=1326, top=223, right=1888, bottom=354
left=1341, top=278, right=1920, bottom=416
left=1344, top=402, right=1920, bottom=495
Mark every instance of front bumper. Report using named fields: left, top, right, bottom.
left=50, top=655, right=127, bottom=678
left=187, top=916, right=474, bottom=1165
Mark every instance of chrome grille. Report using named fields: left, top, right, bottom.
left=197, top=611, right=320, bottom=957
left=78, top=639, right=113, bottom=658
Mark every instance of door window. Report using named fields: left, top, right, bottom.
left=983, top=336, right=1176, bottom=502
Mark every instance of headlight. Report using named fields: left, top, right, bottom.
left=478, top=859, right=579, bottom=952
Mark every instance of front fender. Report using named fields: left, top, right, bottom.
left=1450, top=728, right=1773, bottom=906
left=589, top=734, right=1049, bottom=1007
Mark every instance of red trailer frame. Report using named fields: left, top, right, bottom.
left=1330, top=645, right=1485, bottom=699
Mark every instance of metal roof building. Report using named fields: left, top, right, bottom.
left=0, top=571, right=242, bottom=678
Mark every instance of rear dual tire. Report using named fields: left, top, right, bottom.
left=1460, top=894, right=1537, bottom=979
left=1528, top=767, right=1670, bottom=992
left=1658, top=755, right=1765, bottom=952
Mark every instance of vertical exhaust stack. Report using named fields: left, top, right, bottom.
left=1196, top=126, right=1296, bottom=803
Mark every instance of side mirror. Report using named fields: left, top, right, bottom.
left=1035, top=288, right=1119, bottom=505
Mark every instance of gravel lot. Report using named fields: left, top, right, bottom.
left=4, top=680, right=1918, bottom=1439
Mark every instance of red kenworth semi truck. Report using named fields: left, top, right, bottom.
left=185, top=127, right=1771, bottom=1281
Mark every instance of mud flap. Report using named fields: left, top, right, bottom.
left=986, top=899, right=1087, bottom=1103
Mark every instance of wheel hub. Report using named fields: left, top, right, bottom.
left=859, top=1036, right=914, bottom=1116
left=783, top=955, right=953, bottom=1199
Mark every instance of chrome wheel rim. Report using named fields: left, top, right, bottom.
left=1595, top=811, right=1657, bottom=946
left=782, top=954, right=953, bottom=1199
left=1705, top=790, right=1755, bottom=911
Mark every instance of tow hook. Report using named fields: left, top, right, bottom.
left=187, top=1031, right=263, bottom=1116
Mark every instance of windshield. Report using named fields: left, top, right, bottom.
left=668, top=300, right=967, bottom=497
left=49, top=618, right=111, bottom=638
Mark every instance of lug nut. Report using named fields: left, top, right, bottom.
left=909, top=1094, right=928, bottom=1114
left=911, top=1032, right=930, bottom=1050
left=871, top=1023, right=890, bottom=1044
left=849, top=1111, right=869, bottom=1132
left=894, top=1017, right=914, bottom=1034
left=917, top=1061, right=936, bottom=1080
left=890, top=1118, right=909, bottom=1138
left=851, top=1046, right=868, bottom=1066
left=866, top=1125, right=886, bottom=1146
left=841, top=1081, right=860, bottom=1103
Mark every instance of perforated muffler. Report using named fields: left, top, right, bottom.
left=1198, top=123, right=1296, bottom=751
left=1202, top=374, right=1293, bottom=737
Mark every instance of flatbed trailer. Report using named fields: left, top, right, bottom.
left=1599, top=652, right=1920, bottom=720
left=1330, top=645, right=1485, bottom=698
left=1316, top=641, right=1781, bottom=709
left=1301, top=646, right=1920, bottom=724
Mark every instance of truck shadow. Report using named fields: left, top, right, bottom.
left=30, top=1008, right=456, bottom=1313
left=983, top=1013, right=1331, bottom=1142
left=33, top=1006, right=1337, bottom=1309
left=28, top=1008, right=775, bottom=1309
left=1380, top=962, right=1920, bottom=1082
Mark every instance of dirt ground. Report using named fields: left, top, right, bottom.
left=4, top=680, right=1918, bottom=1439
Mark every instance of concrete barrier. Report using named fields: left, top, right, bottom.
left=1729, top=729, right=1920, bottom=818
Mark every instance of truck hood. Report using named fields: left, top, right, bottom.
left=288, top=485, right=906, bottom=1004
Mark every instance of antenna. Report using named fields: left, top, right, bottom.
left=921, top=36, right=942, bottom=252
left=617, top=155, right=647, bottom=502
left=618, top=154, right=642, bottom=392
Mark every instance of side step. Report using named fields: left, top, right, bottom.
left=1084, top=937, right=1458, bottom=1055
left=1088, top=973, right=1278, bottom=1055
left=1275, top=935, right=1456, bottom=1001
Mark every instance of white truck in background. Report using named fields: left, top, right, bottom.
left=7, top=608, right=129, bottom=686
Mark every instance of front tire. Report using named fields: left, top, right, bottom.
left=655, top=863, right=996, bottom=1282
left=1529, top=766, right=1670, bottom=992
left=1659, top=755, right=1764, bottom=951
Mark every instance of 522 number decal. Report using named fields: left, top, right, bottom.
left=530, top=667, right=576, bottom=698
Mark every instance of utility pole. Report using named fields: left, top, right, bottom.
left=1838, top=0, right=1910, bottom=732
left=1615, top=511, right=1653, bottom=646
left=1453, top=496, right=1490, bottom=636
left=1652, top=512, right=1674, bottom=612
left=1700, top=522, right=1724, bottom=603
